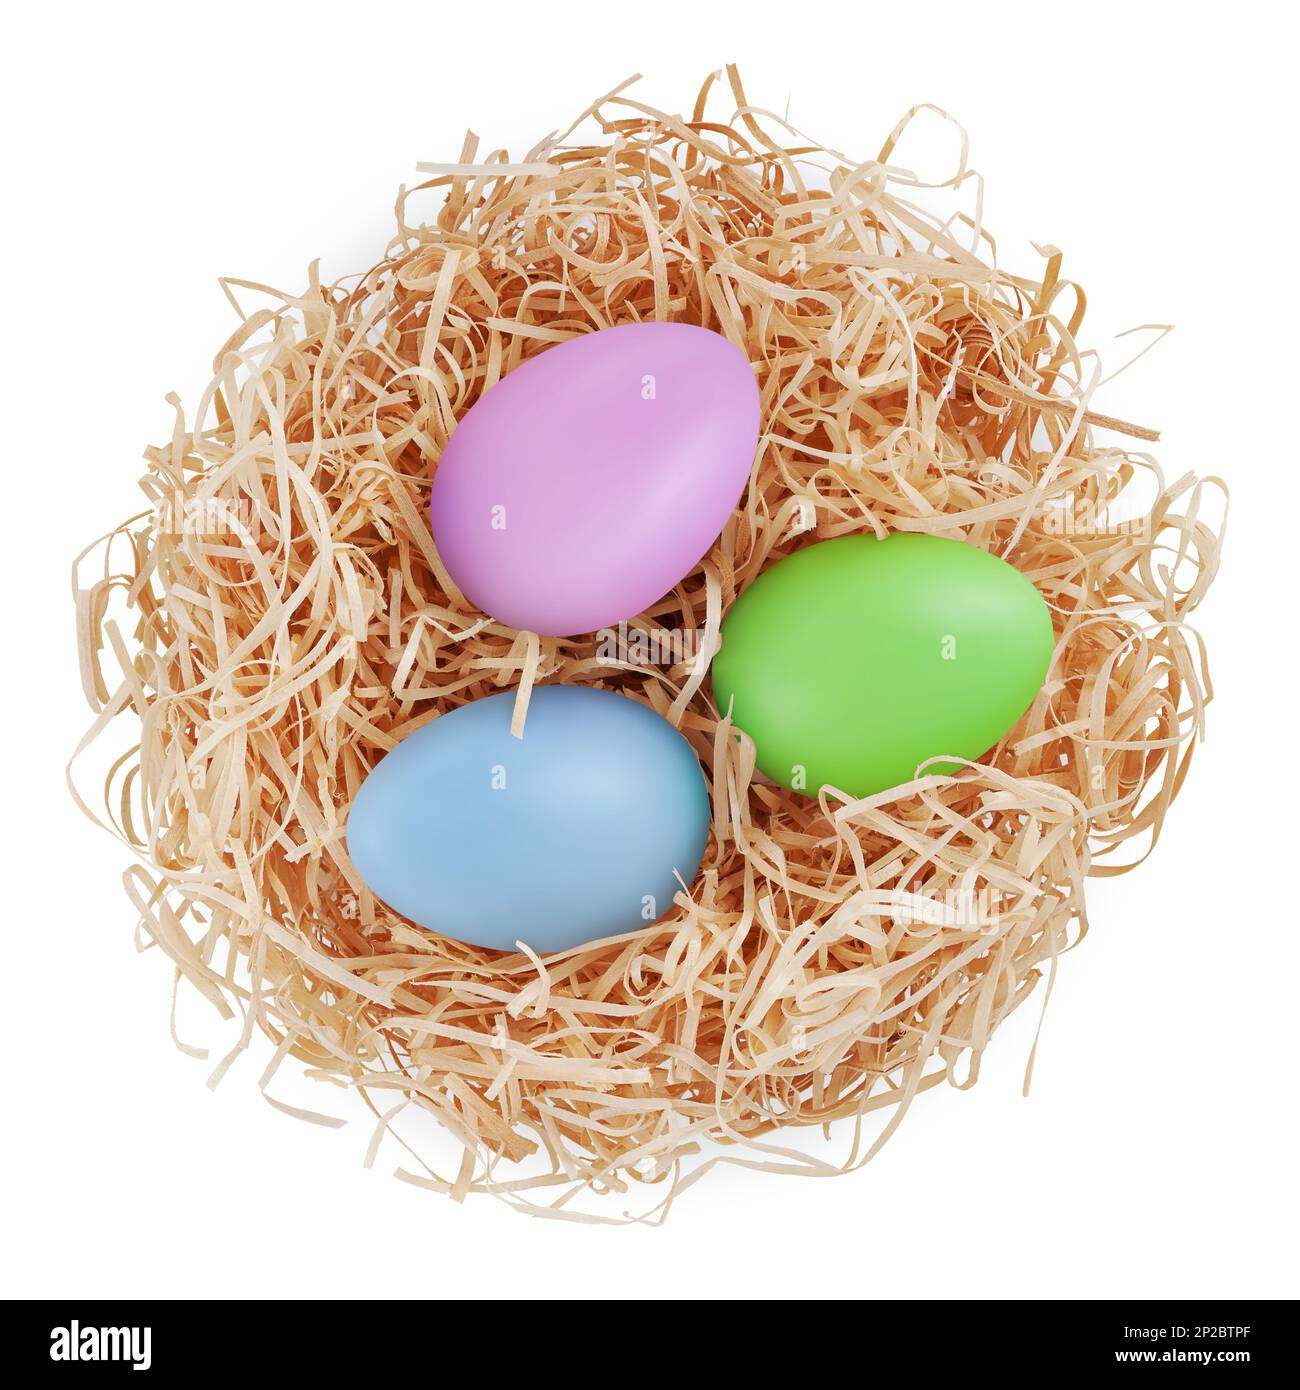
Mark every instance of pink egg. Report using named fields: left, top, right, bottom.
left=429, top=322, right=760, bottom=637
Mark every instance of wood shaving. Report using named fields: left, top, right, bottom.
left=70, top=69, right=1225, bottom=1221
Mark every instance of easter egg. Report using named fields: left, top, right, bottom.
left=346, top=684, right=711, bottom=954
left=711, top=533, right=1054, bottom=799
left=428, top=322, right=760, bottom=637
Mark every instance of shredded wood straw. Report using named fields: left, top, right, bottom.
left=71, top=69, right=1225, bottom=1222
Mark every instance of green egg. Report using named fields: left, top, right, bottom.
left=711, top=533, right=1054, bottom=799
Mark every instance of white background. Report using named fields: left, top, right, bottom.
left=2, top=0, right=1296, bottom=1300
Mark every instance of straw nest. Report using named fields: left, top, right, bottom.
left=71, top=69, right=1224, bottom=1221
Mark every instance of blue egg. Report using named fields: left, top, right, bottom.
left=346, top=684, right=711, bottom=954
